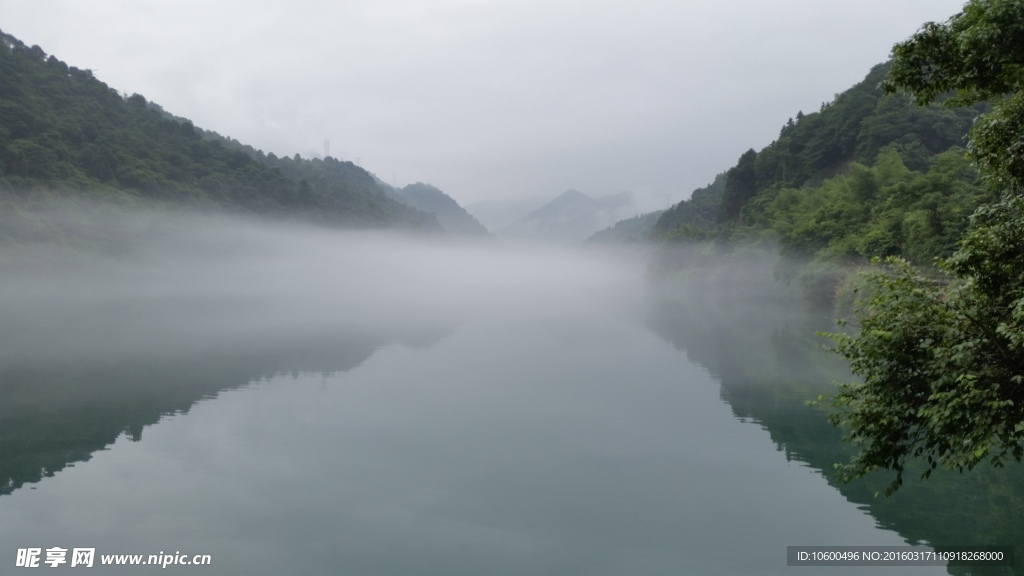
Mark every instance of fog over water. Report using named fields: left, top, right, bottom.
left=2, top=210, right=1019, bottom=575
left=1, top=209, right=647, bottom=361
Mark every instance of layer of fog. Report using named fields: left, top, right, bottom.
left=0, top=208, right=650, bottom=363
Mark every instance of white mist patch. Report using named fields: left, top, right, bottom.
left=0, top=209, right=651, bottom=361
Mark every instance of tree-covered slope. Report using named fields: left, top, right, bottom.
left=0, top=29, right=438, bottom=235
left=649, top=172, right=725, bottom=241
left=749, top=63, right=981, bottom=195
left=651, top=61, right=990, bottom=299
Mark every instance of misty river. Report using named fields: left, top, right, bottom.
left=1, top=213, right=1021, bottom=575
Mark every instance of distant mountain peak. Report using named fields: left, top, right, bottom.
left=556, top=188, right=588, bottom=199
left=497, top=189, right=646, bottom=243
left=388, top=182, right=490, bottom=236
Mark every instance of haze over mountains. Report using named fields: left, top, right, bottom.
left=463, top=189, right=666, bottom=244
left=470, top=55, right=987, bottom=254
left=0, top=29, right=494, bottom=241
left=383, top=182, right=489, bottom=237
left=0, top=24, right=990, bottom=263
left=586, top=211, right=665, bottom=244
left=5, top=26, right=680, bottom=245
left=495, top=190, right=622, bottom=243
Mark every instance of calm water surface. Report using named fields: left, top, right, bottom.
left=0, top=228, right=1018, bottom=575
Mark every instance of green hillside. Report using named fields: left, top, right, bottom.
left=0, top=29, right=438, bottom=241
left=650, top=61, right=992, bottom=305
left=649, top=172, right=724, bottom=241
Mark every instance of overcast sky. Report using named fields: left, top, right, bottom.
left=1, top=0, right=966, bottom=206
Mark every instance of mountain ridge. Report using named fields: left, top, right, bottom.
left=645, top=60, right=989, bottom=309
left=384, top=182, right=490, bottom=237
left=0, top=28, right=442, bottom=239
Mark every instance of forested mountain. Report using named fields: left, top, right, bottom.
left=384, top=182, right=490, bottom=236
left=650, top=61, right=991, bottom=305
left=0, top=29, right=439, bottom=240
left=648, top=173, right=725, bottom=241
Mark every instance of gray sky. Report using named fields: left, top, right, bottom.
left=1, top=0, right=966, bottom=206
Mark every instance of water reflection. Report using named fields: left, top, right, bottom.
left=0, top=218, right=979, bottom=574
left=0, top=300, right=454, bottom=496
left=645, top=281, right=1024, bottom=576
left=0, top=213, right=472, bottom=498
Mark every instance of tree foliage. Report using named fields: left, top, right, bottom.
left=826, top=0, right=1024, bottom=493
left=883, top=0, right=1024, bottom=106
left=719, top=149, right=757, bottom=223
left=649, top=172, right=725, bottom=241
left=650, top=61, right=983, bottom=258
left=884, top=0, right=1024, bottom=191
